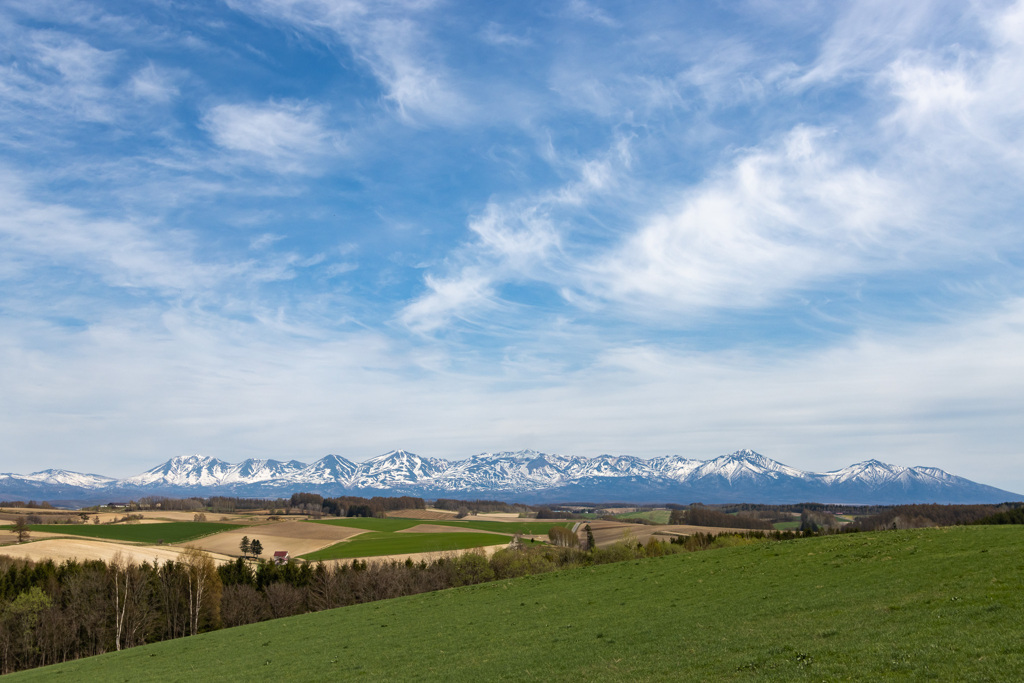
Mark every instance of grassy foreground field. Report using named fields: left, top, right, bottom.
left=12, top=525, right=1024, bottom=681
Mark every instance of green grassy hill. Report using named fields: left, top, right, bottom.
left=12, top=526, right=1024, bottom=681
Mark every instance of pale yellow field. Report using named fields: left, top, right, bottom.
left=183, top=520, right=365, bottom=558
left=0, top=539, right=234, bottom=566
left=142, top=510, right=284, bottom=524
left=474, top=512, right=527, bottom=521
left=1, top=529, right=99, bottom=544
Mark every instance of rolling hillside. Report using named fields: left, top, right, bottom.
left=11, top=525, right=1024, bottom=681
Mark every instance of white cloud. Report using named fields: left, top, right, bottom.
left=0, top=171, right=220, bottom=294
left=565, top=0, right=617, bottom=27
left=397, top=141, right=626, bottom=335
left=794, top=0, right=937, bottom=87
left=468, top=203, right=561, bottom=266
left=884, top=0, right=1024, bottom=171
left=479, top=21, right=531, bottom=48
left=202, top=100, right=344, bottom=173
left=226, top=0, right=470, bottom=125
left=586, top=126, right=918, bottom=311
left=399, top=270, right=495, bottom=334
left=130, top=63, right=179, bottom=103
left=0, top=28, right=121, bottom=123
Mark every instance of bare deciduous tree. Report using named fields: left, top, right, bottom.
left=179, top=546, right=222, bottom=636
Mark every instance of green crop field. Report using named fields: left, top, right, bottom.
left=310, top=518, right=572, bottom=535
left=614, top=509, right=672, bottom=524
left=303, top=518, right=573, bottom=560
left=20, top=522, right=243, bottom=544
left=301, top=531, right=511, bottom=561
left=12, top=525, right=1024, bottom=681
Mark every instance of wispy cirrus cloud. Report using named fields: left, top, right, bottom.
left=586, top=126, right=920, bottom=312
left=201, top=100, right=345, bottom=173
left=130, top=63, right=179, bottom=103
left=397, top=141, right=626, bottom=334
left=0, top=25, right=122, bottom=127
left=226, top=0, right=471, bottom=125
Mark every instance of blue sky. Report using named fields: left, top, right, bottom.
left=2, top=0, right=1023, bottom=491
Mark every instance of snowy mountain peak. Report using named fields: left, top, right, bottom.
left=23, top=469, right=117, bottom=487
left=2, top=448, right=1016, bottom=505
left=121, top=454, right=234, bottom=488
left=821, top=459, right=909, bottom=486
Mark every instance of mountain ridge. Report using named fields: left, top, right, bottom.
left=0, top=449, right=1019, bottom=505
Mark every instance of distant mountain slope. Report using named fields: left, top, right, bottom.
left=0, top=449, right=1018, bottom=504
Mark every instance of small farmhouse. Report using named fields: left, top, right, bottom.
left=272, top=550, right=290, bottom=565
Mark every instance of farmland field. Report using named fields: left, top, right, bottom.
left=302, top=518, right=574, bottom=560
left=20, top=521, right=243, bottom=544
left=12, top=525, right=1024, bottom=681
left=310, top=518, right=573, bottom=535
left=613, top=509, right=672, bottom=524
left=0, top=538, right=235, bottom=565
left=301, top=531, right=511, bottom=561
left=186, top=520, right=365, bottom=558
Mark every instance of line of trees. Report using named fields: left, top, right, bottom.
left=0, top=549, right=221, bottom=674
left=848, top=503, right=1024, bottom=531
left=668, top=504, right=775, bottom=530
left=434, top=499, right=532, bottom=514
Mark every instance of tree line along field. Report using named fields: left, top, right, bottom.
left=9, top=524, right=1022, bottom=681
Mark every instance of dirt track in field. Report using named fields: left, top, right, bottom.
left=0, top=539, right=235, bottom=566
left=183, top=521, right=365, bottom=558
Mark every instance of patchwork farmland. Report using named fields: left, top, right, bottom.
left=0, top=508, right=590, bottom=566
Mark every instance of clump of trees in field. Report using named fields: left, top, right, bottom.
left=973, top=507, right=1024, bottom=525
left=434, top=499, right=532, bottom=515
left=848, top=503, right=1024, bottom=531
left=668, top=504, right=774, bottom=530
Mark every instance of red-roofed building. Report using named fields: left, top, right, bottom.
left=273, top=550, right=289, bottom=565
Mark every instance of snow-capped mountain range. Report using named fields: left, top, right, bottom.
left=0, top=449, right=1019, bottom=504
